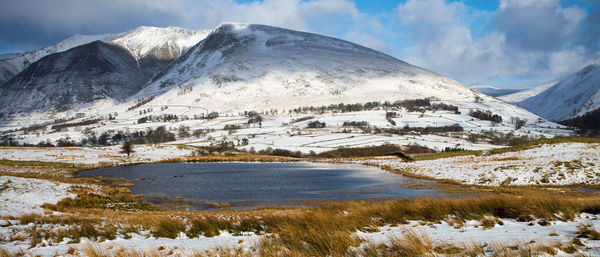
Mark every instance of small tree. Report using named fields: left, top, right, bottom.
left=121, top=141, right=135, bottom=158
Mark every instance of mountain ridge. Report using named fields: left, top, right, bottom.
left=0, top=41, right=148, bottom=115
left=0, top=26, right=210, bottom=85
left=516, top=58, right=600, bottom=121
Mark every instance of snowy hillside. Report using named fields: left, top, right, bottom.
left=0, top=41, right=148, bottom=115
left=0, top=26, right=209, bottom=85
left=517, top=59, right=600, bottom=121
left=499, top=81, right=558, bottom=103
left=469, top=84, right=519, bottom=97
left=0, top=26, right=210, bottom=117
left=0, top=23, right=571, bottom=149
left=110, top=26, right=210, bottom=77
left=132, top=23, right=533, bottom=116
left=111, top=26, right=209, bottom=62
left=0, top=33, right=116, bottom=85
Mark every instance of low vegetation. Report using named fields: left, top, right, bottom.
left=469, top=109, right=502, bottom=123
left=5, top=189, right=598, bottom=256
left=316, top=144, right=403, bottom=158
left=2, top=136, right=600, bottom=255
left=0, top=159, right=75, bottom=168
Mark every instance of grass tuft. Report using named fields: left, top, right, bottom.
left=576, top=223, right=600, bottom=240
left=151, top=217, right=186, bottom=239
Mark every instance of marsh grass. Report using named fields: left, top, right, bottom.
left=576, top=222, right=600, bottom=240
left=43, top=185, right=158, bottom=212
left=13, top=190, right=598, bottom=255
left=151, top=217, right=186, bottom=239
left=0, top=247, right=11, bottom=257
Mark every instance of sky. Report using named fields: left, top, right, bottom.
left=0, top=0, right=598, bottom=89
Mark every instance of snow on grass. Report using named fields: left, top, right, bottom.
left=0, top=145, right=195, bottom=166
left=0, top=176, right=72, bottom=216
left=357, top=213, right=600, bottom=254
left=2, top=231, right=261, bottom=257
left=363, top=143, right=600, bottom=186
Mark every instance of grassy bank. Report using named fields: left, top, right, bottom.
left=5, top=188, right=597, bottom=256
left=0, top=159, right=75, bottom=168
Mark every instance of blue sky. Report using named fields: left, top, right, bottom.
left=0, top=0, right=598, bottom=88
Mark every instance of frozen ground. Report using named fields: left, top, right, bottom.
left=0, top=176, right=72, bottom=216
left=362, top=143, right=600, bottom=186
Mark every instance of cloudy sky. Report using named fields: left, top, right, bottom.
left=0, top=0, right=598, bottom=88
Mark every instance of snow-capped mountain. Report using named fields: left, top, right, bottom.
left=134, top=23, right=499, bottom=112
left=0, top=23, right=550, bottom=130
left=110, top=26, right=210, bottom=77
left=0, top=23, right=570, bottom=149
left=0, top=41, right=148, bottom=115
left=0, top=26, right=209, bottom=85
left=469, top=84, right=519, bottom=97
left=0, top=33, right=117, bottom=85
left=0, top=26, right=209, bottom=117
left=516, top=58, right=600, bottom=121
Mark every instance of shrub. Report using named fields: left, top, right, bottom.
left=469, top=110, right=502, bottom=123
left=307, top=120, right=326, bottom=128
left=151, top=218, right=186, bottom=239
left=316, top=144, right=403, bottom=158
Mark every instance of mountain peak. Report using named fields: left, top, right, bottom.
left=133, top=22, right=488, bottom=112
left=215, top=22, right=251, bottom=30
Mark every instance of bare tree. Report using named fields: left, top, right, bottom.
left=121, top=141, right=135, bottom=158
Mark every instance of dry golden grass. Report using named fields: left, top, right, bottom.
left=0, top=248, right=11, bottom=257
left=11, top=189, right=596, bottom=256
left=577, top=222, right=600, bottom=240
left=479, top=215, right=500, bottom=229
left=4, top=150, right=600, bottom=256
left=165, top=153, right=299, bottom=163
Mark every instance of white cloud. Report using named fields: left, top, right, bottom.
left=0, top=0, right=360, bottom=52
left=395, top=0, right=596, bottom=86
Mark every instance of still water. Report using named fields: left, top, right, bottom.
left=81, top=162, right=446, bottom=209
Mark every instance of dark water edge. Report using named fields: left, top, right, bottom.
left=80, top=162, right=447, bottom=210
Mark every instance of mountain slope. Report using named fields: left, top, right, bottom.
left=0, top=41, right=148, bottom=116
left=0, top=26, right=209, bottom=85
left=134, top=23, right=501, bottom=112
left=0, top=33, right=117, bottom=85
left=517, top=59, right=600, bottom=121
left=469, top=84, right=519, bottom=97
left=110, top=26, right=210, bottom=77
left=499, top=80, right=559, bottom=103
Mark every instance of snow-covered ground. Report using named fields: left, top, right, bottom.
left=0, top=145, right=195, bottom=166
left=3, top=105, right=572, bottom=159
left=0, top=176, right=72, bottom=216
left=2, top=214, right=598, bottom=256
left=357, top=213, right=600, bottom=256
left=0, top=230, right=260, bottom=257
left=362, top=143, right=600, bottom=186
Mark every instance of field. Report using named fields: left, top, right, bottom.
left=0, top=138, right=599, bottom=256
